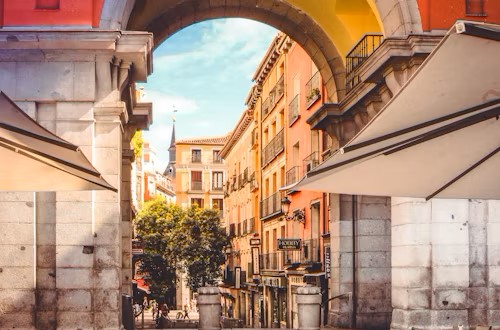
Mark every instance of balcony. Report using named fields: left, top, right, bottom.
left=262, top=75, right=285, bottom=118
left=282, top=239, right=321, bottom=265
left=242, top=219, right=247, bottom=235
left=248, top=217, right=255, bottom=233
left=303, top=151, right=319, bottom=174
left=260, top=252, right=280, bottom=270
left=288, top=94, right=299, bottom=125
left=191, top=181, right=203, bottom=191
left=286, top=166, right=301, bottom=186
left=191, top=154, right=202, bottom=163
left=346, top=34, right=384, bottom=93
left=260, top=191, right=282, bottom=219
left=305, top=71, right=321, bottom=108
left=249, top=172, right=258, bottom=191
left=262, top=129, right=284, bottom=167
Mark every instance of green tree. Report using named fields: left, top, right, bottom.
left=134, top=198, right=230, bottom=295
left=134, top=197, right=183, bottom=298
left=179, top=206, right=230, bottom=292
left=131, top=130, right=143, bottom=158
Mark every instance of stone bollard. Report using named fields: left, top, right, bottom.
left=198, top=286, right=222, bottom=330
left=297, top=286, right=321, bottom=330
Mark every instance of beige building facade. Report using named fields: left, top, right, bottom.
left=175, top=136, right=228, bottom=211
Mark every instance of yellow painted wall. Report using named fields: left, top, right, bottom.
left=175, top=142, right=226, bottom=209
left=288, top=0, right=382, bottom=55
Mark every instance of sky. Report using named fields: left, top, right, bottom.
left=139, top=18, right=277, bottom=171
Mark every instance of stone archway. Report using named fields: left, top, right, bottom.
left=100, top=0, right=423, bottom=103
left=125, top=0, right=345, bottom=102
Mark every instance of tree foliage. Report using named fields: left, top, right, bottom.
left=131, top=130, right=143, bottom=158
left=134, top=197, right=230, bottom=296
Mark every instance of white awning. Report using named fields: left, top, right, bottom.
left=0, top=92, right=117, bottom=192
left=297, top=21, right=500, bottom=200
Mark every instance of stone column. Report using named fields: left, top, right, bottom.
left=198, top=286, right=222, bottom=330
left=296, top=286, right=321, bottom=330
left=329, top=194, right=392, bottom=328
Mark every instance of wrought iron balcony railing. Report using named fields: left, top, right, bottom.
left=260, top=191, right=281, bottom=219
left=260, top=252, right=281, bottom=270
left=303, top=151, right=319, bottom=173
left=250, top=172, right=258, bottom=191
left=286, top=166, right=301, bottom=186
left=305, top=71, right=321, bottom=107
left=288, top=94, right=299, bottom=125
left=262, top=129, right=284, bottom=167
left=346, top=34, right=384, bottom=93
left=262, top=75, right=285, bottom=118
left=281, top=238, right=321, bottom=265
left=248, top=217, right=255, bottom=233
left=191, top=181, right=203, bottom=191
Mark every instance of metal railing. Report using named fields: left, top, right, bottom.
left=248, top=217, right=255, bottom=233
left=242, top=219, right=248, bottom=235
left=260, top=252, right=280, bottom=270
left=191, top=181, right=203, bottom=191
left=305, top=71, right=321, bottom=106
left=281, top=239, right=321, bottom=265
left=262, top=75, right=285, bottom=118
left=303, top=151, right=319, bottom=173
left=286, top=166, right=301, bottom=186
left=346, top=34, right=384, bottom=92
left=260, top=191, right=282, bottom=219
left=249, top=172, right=258, bottom=191
left=262, top=129, right=284, bottom=167
left=191, top=153, right=202, bottom=163
left=302, top=239, right=321, bottom=263
left=288, top=94, right=299, bottom=124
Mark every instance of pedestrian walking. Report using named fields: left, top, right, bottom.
left=183, top=304, right=190, bottom=319
left=151, top=300, right=158, bottom=319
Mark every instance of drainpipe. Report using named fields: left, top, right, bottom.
left=351, top=195, right=357, bottom=329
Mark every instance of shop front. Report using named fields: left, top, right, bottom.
left=262, top=276, right=288, bottom=328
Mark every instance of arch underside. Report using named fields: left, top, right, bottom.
left=120, top=0, right=422, bottom=103
left=126, top=0, right=347, bottom=102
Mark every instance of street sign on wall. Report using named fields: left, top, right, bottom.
left=252, top=247, right=260, bottom=275
left=277, top=238, right=301, bottom=250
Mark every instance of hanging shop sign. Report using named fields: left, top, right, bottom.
left=252, top=247, right=260, bottom=275
left=277, top=238, right=301, bottom=250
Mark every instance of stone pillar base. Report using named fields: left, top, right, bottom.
left=297, top=286, right=321, bottom=330
left=198, top=286, right=222, bottom=330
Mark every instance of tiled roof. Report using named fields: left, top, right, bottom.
left=176, top=134, right=230, bottom=145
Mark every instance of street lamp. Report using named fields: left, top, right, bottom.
left=281, top=195, right=305, bottom=224
left=281, top=196, right=291, bottom=215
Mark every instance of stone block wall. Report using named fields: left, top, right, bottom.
left=391, top=198, right=500, bottom=329
left=0, top=30, right=152, bottom=329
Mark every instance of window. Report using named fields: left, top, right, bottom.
left=212, top=198, right=223, bottom=211
left=466, top=0, right=486, bottom=16
left=191, top=171, right=202, bottom=190
left=36, top=0, right=59, bottom=9
left=213, top=150, right=222, bottom=163
left=212, top=171, right=224, bottom=191
left=191, top=198, right=204, bottom=208
left=191, top=149, right=202, bottom=163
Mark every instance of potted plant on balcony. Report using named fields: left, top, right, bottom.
left=306, top=87, right=321, bottom=104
